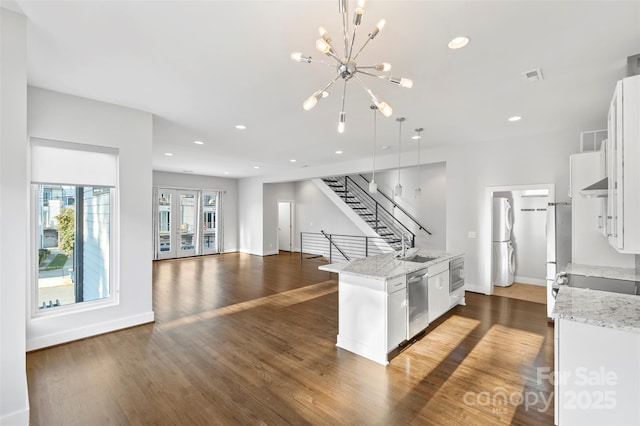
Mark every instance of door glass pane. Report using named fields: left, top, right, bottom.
left=36, top=184, right=111, bottom=310
left=158, top=192, right=172, bottom=253
left=180, top=193, right=196, bottom=251
left=202, top=193, right=217, bottom=251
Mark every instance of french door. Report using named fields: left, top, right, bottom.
left=201, top=191, right=219, bottom=255
left=156, top=188, right=198, bottom=259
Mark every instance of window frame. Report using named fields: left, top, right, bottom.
left=30, top=184, right=120, bottom=318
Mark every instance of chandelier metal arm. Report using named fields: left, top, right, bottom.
left=353, top=74, right=378, bottom=103
left=347, top=24, right=358, bottom=61
left=341, top=3, right=349, bottom=57
left=356, top=69, right=386, bottom=79
left=319, top=74, right=342, bottom=94
left=351, top=36, right=372, bottom=62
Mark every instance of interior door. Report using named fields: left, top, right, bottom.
left=202, top=191, right=218, bottom=255
left=278, top=201, right=292, bottom=252
left=177, top=190, right=198, bottom=257
left=156, top=189, right=176, bottom=259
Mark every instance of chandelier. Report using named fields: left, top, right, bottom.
left=291, top=0, right=413, bottom=133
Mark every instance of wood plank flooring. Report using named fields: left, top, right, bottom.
left=492, top=282, right=548, bottom=305
left=27, top=252, right=555, bottom=425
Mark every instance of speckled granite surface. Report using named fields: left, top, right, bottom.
left=565, top=263, right=640, bottom=281
left=552, top=286, right=640, bottom=334
left=318, top=248, right=463, bottom=280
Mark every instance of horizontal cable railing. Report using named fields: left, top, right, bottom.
left=300, top=231, right=396, bottom=264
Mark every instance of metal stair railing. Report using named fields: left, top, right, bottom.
left=300, top=231, right=396, bottom=263
left=356, top=174, right=432, bottom=236
left=324, top=176, right=415, bottom=249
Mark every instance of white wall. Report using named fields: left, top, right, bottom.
left=0, top=8, right=30, bottom=425
left=511, top=191, right=548, bottom=285
left=238, top=177, right=263, bottom=255
left=363, top=161, right=446, bottom=250
left=153, top=171, right=239, bottom=252
left=295, top=179, right=364, bottom=240
left=263, top=182, right=296, bottom=255
left=26, top=87, right=154, bottom=350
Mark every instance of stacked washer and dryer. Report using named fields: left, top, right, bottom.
left=492, top=197, right=516, bottom=287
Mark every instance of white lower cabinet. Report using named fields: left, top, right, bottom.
left=555, top=319, right=640, bottom=425
left=336, top=274, right=406, bottom=365
left=428, top=262, right=450, bottom=322
left=387, top=286, right=407, bottom=351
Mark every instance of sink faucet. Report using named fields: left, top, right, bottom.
left=401, top=233, right=411, bottom=257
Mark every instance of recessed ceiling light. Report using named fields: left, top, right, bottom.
left=448, top=35, right=470, bottom=50
left=411, top=135, right=421, bottom=140
left=381, top=145, right=390, bottom=150
left=253, top=166, right=260, bottom=169
left=235, top=125, right=247, bottom=130
left=223, top=171, right=229, bottom=175
left=321, top=91, right=330, bottom=98
left=194, top=140, right=204, bottom=145
left=290, top=159, right=297, bottom=163
left=335, top=150, right=343, bottom=154
left=508, top=116, right=522, bottom=122
left=164, top=152, right=173, bottom=156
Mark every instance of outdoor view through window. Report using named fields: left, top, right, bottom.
left=36, top=184, right=111, bottom=310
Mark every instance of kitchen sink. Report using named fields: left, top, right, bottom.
left=398, top=254, right=437, bottom=263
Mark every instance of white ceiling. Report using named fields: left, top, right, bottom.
left=11, top=0, right=640, bottom=178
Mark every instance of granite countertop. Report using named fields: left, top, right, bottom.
left=565, top=263, right=640, bottom=282
left=319, top=248, right=463, bottom=280
left=552, top=286, right=640, bottom=334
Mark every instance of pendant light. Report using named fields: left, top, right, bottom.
left=414, top=127, right=424, bottom=198
left=369, top=105, right=378, bottom=193
left=394, top=117, right=405, bottom=197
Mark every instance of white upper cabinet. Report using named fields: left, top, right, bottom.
left=607, top=75, right=640, bottom=253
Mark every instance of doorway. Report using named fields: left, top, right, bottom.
left=278, top=201, right=294, bottom=252
left=485, top=184, right=556, bottom=296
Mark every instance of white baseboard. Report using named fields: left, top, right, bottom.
left=262, top=250, right=279, bottom=256
left=1, top=405, right=29, bottom=426
left=514, top=276, right=546, bottom=286
left=26, top=311, right=155, bottom=351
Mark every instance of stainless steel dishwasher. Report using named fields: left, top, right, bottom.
left=407, top=268, right=429, bottom=339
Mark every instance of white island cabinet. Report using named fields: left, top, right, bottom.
left=552, top=287, right=640, bottom=425
left=320, top=248, right=465, bottom=366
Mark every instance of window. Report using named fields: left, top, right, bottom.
left=31, top=138, right=118, bottom=314
left=36, top=185, right=112, bottom=309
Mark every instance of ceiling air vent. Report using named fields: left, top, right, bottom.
left=522, top=68, right=544, bottom=82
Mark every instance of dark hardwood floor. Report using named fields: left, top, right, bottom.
left=27, top=252, right=554, bottom=425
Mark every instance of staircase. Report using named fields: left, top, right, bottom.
left=321, top=176, right=413, bottom=250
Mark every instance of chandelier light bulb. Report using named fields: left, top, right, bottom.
left=400, top=78, right=413, bottom=88
left=291, top=52, right=302, bottom=62
left=354, top=8, right=364, bottom=25
left=377, top=102, right=393, bottom=117
left=369, top=19, right=385, bottom=39
left=315, top=39, right=332, bottom=54
left=375, top=63, right=391, bottom=72
left=303, top=95, right=319, bottom=111
left=358, top=0, right=366, bottom=8
left=318, top=26, right=329, bottom=40
left=337, top=111, right=346, bottom=133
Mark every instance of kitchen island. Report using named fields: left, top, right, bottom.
left=552, top=285, right=640, bottom=425
left=320, top=248, right=464, bottom=365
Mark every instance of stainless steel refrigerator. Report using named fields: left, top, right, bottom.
left=546, top=201, right=572, bottom=317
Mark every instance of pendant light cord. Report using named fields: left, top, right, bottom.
left=372, top=105, right=377, bottom=181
